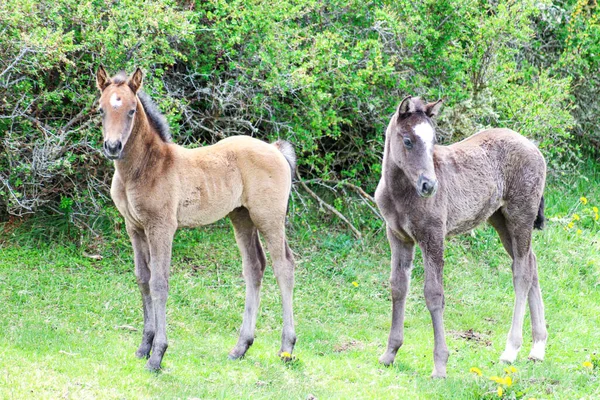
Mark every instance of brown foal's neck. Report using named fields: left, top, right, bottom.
left=114, top=99, right=165, bottom=181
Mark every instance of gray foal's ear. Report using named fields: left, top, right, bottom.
left=128, top=67, right=144, bottom=94
left=96, top=65, right=111, bottom=92
left=397, top=95, right=416, bottom=116
left=425, top=99, right=443, bottom=117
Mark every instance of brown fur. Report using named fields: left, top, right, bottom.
left=375, top=96, right=547, bottom=377
left=96, top=67, right=297, bottom=370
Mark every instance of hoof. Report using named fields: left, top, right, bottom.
left=279, top=350, right=294, bottom=362
left=145, top=360, right=161, bottom=371
left=528, top=341, right=545, bottom=362
left=378, top=352, right=395, bottom=367
left=499, top=346, right=519, bottom=364
left=228, top=346, right=248, bottom=360
left=135, top=347, right=151, bottom=359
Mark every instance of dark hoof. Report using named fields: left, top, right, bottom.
left=228, top=347, right=247, bottom=360
left=378, top=352, right=395, bottom=366
left=135, top=347, right=151, bottom=359
left=145, top=359, right=162, bottom=371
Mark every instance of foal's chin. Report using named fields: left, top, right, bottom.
left=104, top=152, right=123, bottom=160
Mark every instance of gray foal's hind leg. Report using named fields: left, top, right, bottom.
left=526, top=252, right=547, bottom=361
left=499, top=221, right=536, bottom=364
left=379, top=227, right=415, bottom=366
left=228, top=207, right=267, bottom=360
left=128, top=226, right=155, bottom=359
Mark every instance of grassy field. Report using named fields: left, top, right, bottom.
left=1, top=168, right=599, bottom=399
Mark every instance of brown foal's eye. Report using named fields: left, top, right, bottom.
left=128, top=109, right=136, bottom=117
left=98, top=108, right=104, bottom=115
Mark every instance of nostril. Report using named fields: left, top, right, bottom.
left=117, top=141, right=122, bottom=151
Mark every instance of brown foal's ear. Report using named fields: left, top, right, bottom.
left=96, top=66, right=111, bottom=91
left=397, top=95, right=416, bottom=116
left=128, top=67, right=143, bottom=94
left=425, top=99, right=443, bottom=117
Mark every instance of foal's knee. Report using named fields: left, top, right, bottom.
left=424, top=284, right=445, bottom=312
left=149, top=277, right=169, bottom=298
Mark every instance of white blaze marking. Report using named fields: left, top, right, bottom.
left=413, top=122, right=435, bottom=153
left=110, top=93, right=122, bottom=109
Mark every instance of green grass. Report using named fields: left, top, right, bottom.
left=1, top=170, right=599, bottom=399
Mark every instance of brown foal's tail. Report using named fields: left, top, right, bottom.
left=534, top=196, right=545, bottom=230
left=273, top=139, right=297, bottom=180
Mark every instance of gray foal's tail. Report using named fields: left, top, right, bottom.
left=534, top=196, right=545, bottom=230
left=273, top=139, right=297, bottom=180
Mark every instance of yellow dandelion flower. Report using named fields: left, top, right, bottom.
left=280, top=352, right=292, bottom=358
left=352, top=281, right=359, bottom=287
left=497, top=386, right=503, bottom=397
left=567, top=222, right=574, bottom=229
left=504, top=367, right=512, bottom=374
left=583, top=361, right=593, bottom=368
left=489, top=376, right=504, bottom=384
left=595, top=213, right=599, bottom=221
left=576, top=229, right=582, bottom=235
left=573, top=214, right=581, bottom=221
left=580, top=197, right=588, bottom=205
left=469, top=367, right=482, bottom=376
left=593, top=206, right=598, bottom=213
left=505, top=375, right=513, bottom=387
left=509, top=366, right=517, bottom=373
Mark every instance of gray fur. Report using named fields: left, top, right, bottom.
left=375, top=96, right=548, bottom=377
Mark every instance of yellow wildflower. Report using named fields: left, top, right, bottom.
left=567, top=222, right=574, bottom=229
left=595, top=213, right=599, bottom=221
left=469, top=367, right=482, bottom=376
left=580, top=197, right=588, bottom=205
left=352, top=281, right=359, bottom=287
left=583, top=361, right=593, bottom=368
left=497, top=386, right=503, bottom=397
left=503, top=366, right=517, bottom=374
left=505, top=375, right=513, bottom=387
left=280, top=352, right=292, bottom=359
left=577, top=229, right=582, bottom=235
left=490, top=376, right=504, bottom=384
left=593, top=206, right=598, bottom=213
left=573, top=214, right=580, bottom=221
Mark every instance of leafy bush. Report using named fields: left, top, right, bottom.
left=0, top=0, right=595, bottom=224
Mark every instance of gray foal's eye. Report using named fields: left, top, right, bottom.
left=403, top=137, right=413, bottom=149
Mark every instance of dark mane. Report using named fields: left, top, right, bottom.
left=138, top=91, right=172, bottom=143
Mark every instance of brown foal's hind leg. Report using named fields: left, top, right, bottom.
left=253, top=213, right=296, bottom=358
left=420, top=236, right=448, bottom=378
left=144, top=221, right=177, bottom=371
left=228, top=207, right=267, bottom=360
left=128, top=226, right=155, bottom=359
left=379, top=227, right=415, bottom=366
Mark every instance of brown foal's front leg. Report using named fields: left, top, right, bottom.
left=128, top=226, right=154, bottom=359
left=144, top=222, right=177, bottom=371
left=420, top=237, right=449, bottom=378
left=379, top=227, right=415, bottom=366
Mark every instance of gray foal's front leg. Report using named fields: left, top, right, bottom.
left=379, top=228, right=415, bottom=366
left=129, top=227, right=154, bottom=359
left=421, top=238, right=449, bottom=378
left=144, top=223, right=176, bottom=371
